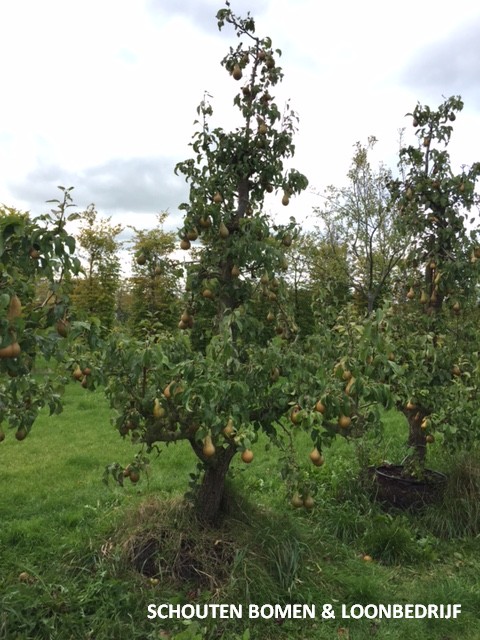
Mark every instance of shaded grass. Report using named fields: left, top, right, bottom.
left=1, top=389, right=480, bottom=639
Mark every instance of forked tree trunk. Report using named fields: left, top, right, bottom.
left=192, top=443, right=238, bottom=526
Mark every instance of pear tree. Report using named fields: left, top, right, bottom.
left=102, top=4, right=398, bottom=524
left=103, top=4, right=311, bottom=524
left=0, top=188, right=82, bottom=442
left=386, top=96, right=480, bottom=471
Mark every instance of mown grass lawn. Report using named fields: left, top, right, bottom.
left=1, top=383, right=479, bottom=639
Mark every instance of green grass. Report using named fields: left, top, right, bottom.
left=1, top=387, right=480, bottom=639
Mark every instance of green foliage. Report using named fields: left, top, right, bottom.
left=70, top=203, right=123, bottom=331
left=127, top=213, right=182, bottom=337
left=0, top=187, right=82, bottom=440
left=313, top=137, right=409, bottom=313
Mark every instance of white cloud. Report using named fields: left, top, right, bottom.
left=1, top=0, right=479, bottom=228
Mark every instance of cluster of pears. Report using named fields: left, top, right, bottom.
left=178, top=309, right=194, bottom=330
left=201, top=419, right=254, bottom=464
left=290, top=391, right=352, bottom=432
left=291, top=492, right=314, bottom=510
left=72, top=364, right=92, bottom=388
left=179, top=193, right=234, bottom=251
left=260, top=271, right=280, bottom=304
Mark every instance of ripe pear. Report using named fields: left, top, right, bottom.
left=180, top=238, right=191, bottom=250
left=281, top=194, right=290, bottom=206
left=0, top=342, right=21, bottom=359
left=202, top=289, right=214, bottom=300
left=241, top=449, right=254, bottom=463
left=406, top=287, right=415, bottom=300
left=282, top=234, right=292, bottom=247
left=452, top=301, right=461, bottom=313
left=231, top=265, right=240, bottom=278
left=260, top=272, right=269, bottom=285
left=186, top=228, right=198, bottom=241
left=72, top=365, right=83, bottom=381
left=15, top=427, right=27, bottom=441
left=29, top=247, right=40, bottom=259
left=232, top=64, right=242, bottom=80
left=291, top=493, right=303, bottom=508
left=136, top=253, right=147, bottom=266
left=266, top=311, right=275, bottom=322
left=219, top=221, right=230, bottom=239
left=338, top=415, right=351, bottom=429
left=153, top=398, right=165, bottom=419
left=258, top=123, right=268, bottom=135
left=199, top=216, right=212, bottom=229
left=420, top=290, right=429, bottom=304
left=223, top=418, right=235, bottom=438
left=213, top=192, right=223, bottom=204
left=309, top=448, right=324, bottom=466
left=303, top=495, right=314, bottom=509
left=290, top=405, right=302, bottom=425
left=314, top=400, right=326, bottom=414
left=203, top=435, right=215, bottom=458
left=56, top=319, right=69, bottom=338
left=7, top=295, right=22, bottom=321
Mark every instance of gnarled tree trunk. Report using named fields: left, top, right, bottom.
left=190, top=441, right=238, bottom=526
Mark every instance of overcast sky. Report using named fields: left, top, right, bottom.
left=1, top=0, right=480, bottom=239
